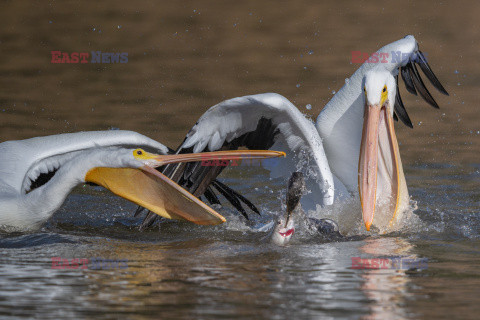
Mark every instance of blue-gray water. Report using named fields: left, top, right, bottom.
left=1, top=1, right=479, bottom=319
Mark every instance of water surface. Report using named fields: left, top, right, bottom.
left=1, top=1, right=479, bottom=319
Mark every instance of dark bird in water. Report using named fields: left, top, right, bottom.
left=271, top=172, right=342, bottom=246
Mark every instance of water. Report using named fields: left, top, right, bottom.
left=1, top=1, right=480, bottom=319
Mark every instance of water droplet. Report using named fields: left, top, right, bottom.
left=418, top=121, right=422, bottom=125
left=117, top=25, right=122, bottom=29
left=331, top=90, right=336, bottom=95
left=308, top=50, right=314, bottom=55
left=457, top=82, right=461, bottom=86
left=49, top=21, right=53, bottom=24
left=306, top=104, right=312, bottom=110
left=454, top=70, right=459, bottom=74
left=296, top=84, right=301, bottom=88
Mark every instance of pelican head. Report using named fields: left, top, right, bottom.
left=81, top=149, right=288, bottom=227
left=81, top=148, right=246, bottom=226
left=359, top=70, right=403, bottom=231
left=0, top=131, right=285, bottom=231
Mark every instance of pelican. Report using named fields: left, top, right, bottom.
left=142, top=35, right=448, bottom=233
left=0, top=130, right=284, bottom=232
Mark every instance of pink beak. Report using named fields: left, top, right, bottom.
left=358, top=102, right=400, bottom=231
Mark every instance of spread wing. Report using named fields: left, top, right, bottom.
left=137, top=93, right=334, bottom=229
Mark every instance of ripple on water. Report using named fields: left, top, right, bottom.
left=0, top=233, right=77, bottom=249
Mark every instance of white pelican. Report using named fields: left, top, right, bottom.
left=144, top=35, right=448, bottom=233
left=0, top=130, right=284, bottom=232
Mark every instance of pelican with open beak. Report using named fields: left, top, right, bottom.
left=358, top=70, right=409, bottom=231
left=139, top=36, right=448, bottom=233
left=0, top=130, right=285, bottom=232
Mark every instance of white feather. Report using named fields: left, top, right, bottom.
left=180, top=93, right=335, bottom=207
left=0, top=131, right=169, bottom=231
left=317, top=35, right=417, bottom=192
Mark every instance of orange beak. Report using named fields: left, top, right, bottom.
left=358, top=102, right=400, bottom=231
left=149, top=150, right=286, bottom=167
left=86, top=150, right=286, bottom=225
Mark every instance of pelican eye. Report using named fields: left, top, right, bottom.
left=133, top=148, right=148, bottom=159
left=380, top=85, right=388, bottom=105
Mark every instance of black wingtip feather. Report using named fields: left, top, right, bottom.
left=401, top=66, right=418, bottom=95
left=396, top=47, right=449, bottom=129
left=212, top=181, right=249, bottom=220
left=407, top=62, right=440, bottom=109
left=139, top=212, right=160, bottom=231
left=213, top=180, right=260, bottom=215
left=204, top=186, right=221, bottom=205
left=134, top=206, right=145, bottom=217
left=394, top=74, right=414, bottom=128
left=416, top=50, right=449, bottom=96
